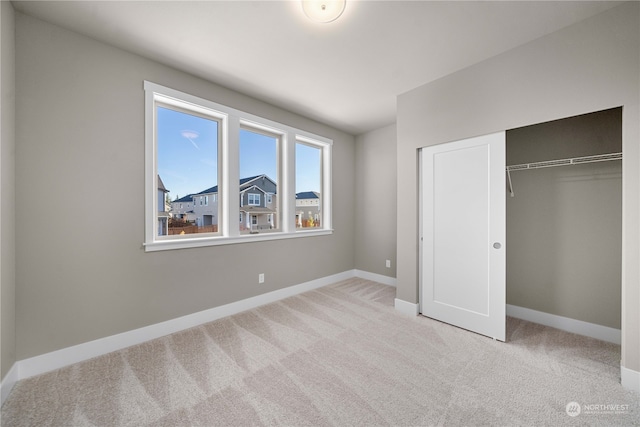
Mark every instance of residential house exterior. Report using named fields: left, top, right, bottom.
left=192, top=185, right=219, bottom=227
left=240, top=175, right=277, bottom=232
left=296, top=191, right=321, bottom=228
left=170, top=174, right=277, bottom=233
left=157, top=175, right=170, bottom=236
left=171, top=194, right=196, bottom=223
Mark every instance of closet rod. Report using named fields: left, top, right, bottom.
left=506, top=152, right=622, bottom=172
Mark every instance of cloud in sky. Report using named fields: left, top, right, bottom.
left=181, top=130, right=200, bottom=150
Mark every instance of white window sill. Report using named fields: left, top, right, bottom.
left=144, top=229, right=333, bottom=252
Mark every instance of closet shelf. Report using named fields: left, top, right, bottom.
left=505, top=152, right=622, bottom=198
left=506, top=152, right=622, bottom=171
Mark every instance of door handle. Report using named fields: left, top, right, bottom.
left=493, top=242, right=502, bottom=249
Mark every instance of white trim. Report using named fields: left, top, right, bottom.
left=621, top=365, right=640, bottom=393
left=395, top=298, right=419, bottom=316
left=506, top=304, right=621, bottom=344
left=354, top=269, right=396, bottom=287
left=145, top=228, right=333, bottom=252
left=144, top=81, right=334, bottom=251
left=2, top=269, right=387, bottom=400
left=5, top=272, right=632, bottom=400
left=0, top=362, right=19, bottom=405
left=13, top=270, right=356, bottom=382
left=295, top=135, right=332, bottom=233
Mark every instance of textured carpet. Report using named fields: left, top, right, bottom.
left=2, top=278, right=638, bottom=426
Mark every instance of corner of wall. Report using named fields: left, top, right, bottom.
left=353, top=124, right=398, bottom=277
left=0, top=0, right=17, bottom=383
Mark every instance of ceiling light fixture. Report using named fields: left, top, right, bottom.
left=302, top=0, right=346, bottom=23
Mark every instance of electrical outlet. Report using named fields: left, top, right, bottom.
left=258, top=273, right=265, bottom=284
left=385, top=260, right=391, bottom=268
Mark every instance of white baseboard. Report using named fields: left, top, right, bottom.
left=506, top=304, right=621, bottom=345
left=1, top=362, right=20, bottom=404
left=8, top=270, right=357, bottom=396
left=2, top=269, right=393, bottom=403
left=394, top=298, right=419, bottom=316
left=621, top=365, right=640, bottom=393
left=3, top=274, right=636, bottom=402
left=354, top=270, right=396, bottom=287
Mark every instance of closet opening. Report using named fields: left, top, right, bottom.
left=505, top=107, right=622, bottom=344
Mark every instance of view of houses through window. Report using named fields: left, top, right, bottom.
left=156, top=105, right=323, bottom=238
left=157, top=106, right=219, bottom=236
left=295, top=142, right=322, bottom=229
left=239, top=129, right=278, bottom=234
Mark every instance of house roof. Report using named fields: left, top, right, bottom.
left=240, top=185, right=269, bottom=195
left=296, top=191, right=319, bottom=200
left=240, top=174, right=277, bottom=192
left=157, top=175, right=169, bottom=193
left=239, top=175, right=262, bottom=186
left=196, top=185, right=218, bottom=195
left=173, top=194, right=194, bottom=203
left=186, top=175, right=276, bottom=198
left=240, top=206, right=276, bottom=214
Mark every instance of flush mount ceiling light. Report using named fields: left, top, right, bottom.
left=302, top=0, right=346, bottom=23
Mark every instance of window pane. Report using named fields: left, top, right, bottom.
left=157, top=106, right=219, bottom=236
left=295, top=142, right=322, bottom=229
left=239, top=128, right=278, bottom=234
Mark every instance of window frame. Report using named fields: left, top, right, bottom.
left=248, top=193, right=261, bottom=206
left=144, top=81, right=332, bottom=252
left=239, top=125, right=282, bottom=234
left=295, top=137, right=329, bottom=232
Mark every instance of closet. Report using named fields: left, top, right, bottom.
left=505, top=107, right=622, bottom=340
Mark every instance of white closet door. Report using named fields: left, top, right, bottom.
left=420, top=132, right=506, bottom=341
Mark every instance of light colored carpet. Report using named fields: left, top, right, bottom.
left=2, top=278, right=638, bottom=426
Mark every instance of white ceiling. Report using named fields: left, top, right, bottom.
left=12, top=0, right=621, bottom=135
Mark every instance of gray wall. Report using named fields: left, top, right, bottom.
left=397, top=2, right=639, bottom=371
left=506, top=109, right=622, bottom=329
left=14, top=12, right=355, bottom=360
left=1, top=1, right=16, bottom=379
left=354, top=124, right=397, bottom=278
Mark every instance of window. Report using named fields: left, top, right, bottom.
left=248, top=193, right=260, bottom=206
left=155, top=102, right=219, bottom=237
left=240, top=128, right=278, bottom=233
left=295, top=141, right=323, bottom=229
left=145, top=81, right=332, bottom=251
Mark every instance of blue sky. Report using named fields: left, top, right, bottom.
left=157, top=107, right=320, bottom=201
left=240, top=128, right=277, bottom=184
left=157, top=107, right=218, bottom=200
left=295, top=143, right=321, bottom=194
